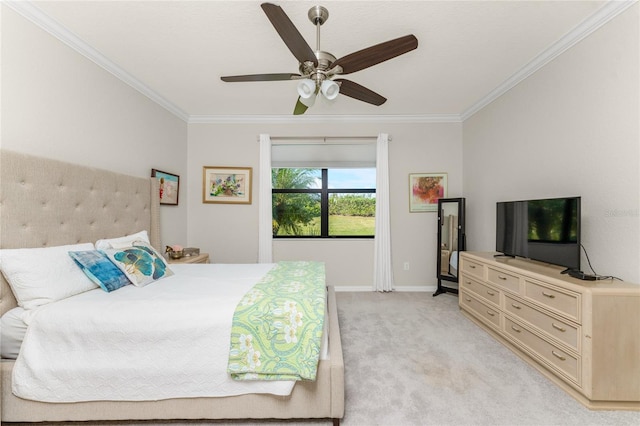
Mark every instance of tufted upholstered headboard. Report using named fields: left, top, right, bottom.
left=0, top=150, right=161, bottom=315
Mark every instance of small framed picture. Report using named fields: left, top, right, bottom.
left=151, top=169, right=180, bottom=206
left=409, top=173, right=447, bottom=212
left=203, top=166, right=252, bottom=204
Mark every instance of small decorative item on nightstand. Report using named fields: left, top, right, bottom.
left=165, top=245, right=184, bottom=259
left=183, top=247, right=200, bottom=257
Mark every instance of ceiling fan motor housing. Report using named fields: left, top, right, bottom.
left=300, top=5, right=337, bottom=86
left=300, top=51, right=337, bottom=84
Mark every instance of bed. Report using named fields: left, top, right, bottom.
left=0, top=150, right=344, bottom=424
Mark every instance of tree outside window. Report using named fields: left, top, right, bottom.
left=272, top=168, right=375, bottom=237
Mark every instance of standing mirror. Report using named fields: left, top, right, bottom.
left=434, top=197, right=466, bottom=297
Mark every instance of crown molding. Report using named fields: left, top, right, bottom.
left=7, top=0, right=635, bottom=124
left=4, top=0, right=190, bottom=123
left=460, top=0, right=638, bottom=121
left=188, top=114, right=462, bottom=124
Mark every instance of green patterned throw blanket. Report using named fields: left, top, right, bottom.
left=227, top=261, right=326, bottom=381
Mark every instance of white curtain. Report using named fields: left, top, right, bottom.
left=373, top=133, right=394, bottom=292
left=258, top=134, right=273, bottom=263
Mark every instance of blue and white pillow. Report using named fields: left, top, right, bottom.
left=69, top=250, right=132, bottom=292
left=104, top=242, right=173, bottom=287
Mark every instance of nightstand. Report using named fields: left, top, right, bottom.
left=166, top=253, right=209, bottom=264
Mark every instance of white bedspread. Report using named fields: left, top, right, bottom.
left=12, top=263, right=298, bottom=402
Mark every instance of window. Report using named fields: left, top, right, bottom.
left=272, top=168, right=376, bottom=237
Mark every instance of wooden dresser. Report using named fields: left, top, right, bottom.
left=459, top=251, right=640, bottom=410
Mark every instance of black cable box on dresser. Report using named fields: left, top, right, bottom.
left=567, top=270, right=597, bottom=281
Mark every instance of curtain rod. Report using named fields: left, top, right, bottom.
left=258, top=135, right=391, bottom=142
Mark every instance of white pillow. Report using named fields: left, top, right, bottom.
left=0, top=243, right=97, bottom=310
left=95, top=230, right=150, bottom=250
left=1, top=307, right=27, bottom=359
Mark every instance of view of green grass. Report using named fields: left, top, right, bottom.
left=277, top=215, right=375, bottom=236
left=329, top=215, right=375, bottom=236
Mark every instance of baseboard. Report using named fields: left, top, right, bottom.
left=334, top=285, right=437, bottom=292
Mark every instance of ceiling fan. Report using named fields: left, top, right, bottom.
left=221, top=3, right=418, bottom=115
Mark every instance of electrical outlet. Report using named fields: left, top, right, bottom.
left=403, top=262, right=410, bottom=271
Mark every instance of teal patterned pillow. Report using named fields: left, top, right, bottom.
left=104, top=242, right=173, bottom=287
left=69, top=250, right=131, bottom=292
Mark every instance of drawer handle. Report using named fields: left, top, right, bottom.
left=511, top=303, right=521, bottom=310
left=551, top=323, right=566, bottom=332
left=469, top=265, right=476, bottom=269
left=542, top=291, right=556, bottom=299
left=487, top=311, right=495, bottom=317
left=465, top=297, right=472, bottom=302
left=487, top=290, right=495, bottom=296
left=466, top=280, right=472, bottom=285
left=551, top=350, right=566, bottom=361
left=498, top=275, right=508, bottom=280
left=511, top=325, right=521, bottom=333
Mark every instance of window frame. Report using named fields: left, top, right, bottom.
left=272, top=168, right=376, bottom=238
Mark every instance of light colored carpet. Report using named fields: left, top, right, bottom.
left=12, top=291, right=640, bottom=426
left=335, top=291, right=639, bottom=426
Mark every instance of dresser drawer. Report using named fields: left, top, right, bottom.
left=524, top=279, right=580, bottom=322
left=504, top=317, right=580, bottom=385
left=460, top=290, right=501, bottom=329
left=460, top=275, right=500, bottom=307
left=504, top=294, right=579, bottom=352
left=461, top=258, right=484, bottom=279
left=487, top=267, right=520, bottom=294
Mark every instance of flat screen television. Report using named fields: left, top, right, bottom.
left=496, top=196, right=581, bottom=271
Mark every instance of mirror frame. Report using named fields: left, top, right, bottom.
left=434, top=197, right=466, bottom=296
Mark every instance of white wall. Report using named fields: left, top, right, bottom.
left=1, top=5, right=189, bottom=248
left=6, top=2, right=635, bottom=287
left=187, top=121, right=462, bottom=289
left=463, top=5, right=639, bottom=283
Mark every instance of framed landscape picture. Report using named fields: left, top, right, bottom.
left=151, top=169, right=179, bottom=206
left=409, top=172, right=447, bottom=212
left=203, top=166, right=252, bottom=204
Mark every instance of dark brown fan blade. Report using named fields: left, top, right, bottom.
left=261, top=3, right=318, bottom=66
left=221, top=73, right=300, bottom=82
left=335, top=79, right=386, bottom=106
left=332, top=35, right=418, bottom=75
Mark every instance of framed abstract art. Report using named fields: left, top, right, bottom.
left=409, top=173, right=447, bottom=212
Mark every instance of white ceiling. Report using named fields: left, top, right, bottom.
left=13, top=1, right=628, bottom=121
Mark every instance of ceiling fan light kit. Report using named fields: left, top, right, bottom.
left=221, top=3, right=418, bottom=115
left=297, top=79, right=317, bottom=99
left=320, top=80, right=339, bottom=100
